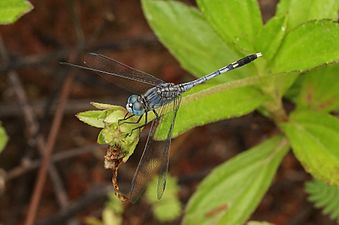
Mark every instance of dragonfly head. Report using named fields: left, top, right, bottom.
left=126, top=95, right=145, bottom=116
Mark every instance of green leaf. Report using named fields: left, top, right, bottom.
left=76, top=110, right=107, bottom=128
left=0, top=0, right=33, bottom=25
left=155, top=84, right=264, bottom=140
left=90, top=102, right=118, bottom=110
left=155, top=71, right=303, bottom=140
left=146, top=176, right=181, bottom=222
left=142, top=0, right=254, bottom=79
left=77, top=105, right=141, bottom=162
left=197, top=0, right=263, bottom=52
left=0, top=125, right=8, bottom=153
left=254, top=16, right=297, bottom=99
left=142, top=0, right=266, bottom=140
left=255, top=16, right=287, bottom=60
left=271, top=20, right=339, bottom=74
left=294, top=64, right=339, bottom=112
left=276, top=0, right=339, bottom=29
left=281, top=110, right=339, bottom=187
left=183, top=135, right=289, bottom=225
left=305, top=179, right=339, bottom=223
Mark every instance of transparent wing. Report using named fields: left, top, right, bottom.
left=128, top=98, right=181, bottom=202
left=127, top=105, right=164, bottom=202
left=157, top=96, right=181, bottom=199
left=83, top=53, right=164, bottom=94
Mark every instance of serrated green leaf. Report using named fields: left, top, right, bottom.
left=281, top=110, right=339, bottom=187
left=155, top=71, right=301, bottom=140
left=271, top=20, right=339, bottom=74
left=197, top=0, right=263, bottom=52
left=255, top=16, right=287, bottom=60
left=305, top=180, right=339, bottom=223
left=294, top=64, right=339, bottom=112
left=276, top=0, right=339, bottom=29
left=0, top=125, right=8, bottom=153
left=142, top=0, right=266, bottom=140
left=0, top=0, right=33, bottom=25
left=142, top=0, right=254, bottom=79
left=76, top=110, right=107, bottom=128
left=183, top=135, right=289, bottom=225
left=254, top=16, right=298, bottom=100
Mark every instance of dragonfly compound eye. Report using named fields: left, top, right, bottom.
left=132, top=102, right=145, bottom=116
left=127, top=95, right=139, bottom=104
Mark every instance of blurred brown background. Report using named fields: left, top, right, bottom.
left=0, top=0, right=335, bottom=225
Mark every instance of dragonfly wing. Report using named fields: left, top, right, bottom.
left=83, top=53, right=164, bottom=94
left=128, top=106, right=166, bottom=203
left=157, top=96, right=181, bottom=199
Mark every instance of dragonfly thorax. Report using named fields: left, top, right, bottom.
left=126, top=94, right=146, bottom=116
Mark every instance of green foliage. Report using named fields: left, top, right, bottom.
left=76, top=0, right=339, bottom=224
left=276, top=0, right=339, bottom=29
left=292, top=64, right=339, bottom=112
left=77, top=110, right=107, bottom=128
left=255, top=16, right=287, bottom=60
left=305, top=180, right=339, bottom=223
left=0, top=0, right=33, bottom=24
left=270, top=20, right=339, bottom=74
left=155, top=86, right=264, bottom=140
left=146, top=175, right=181, bottom=222
left=142, top=0, right=247, bottom=78
left=77, top=102, right=141, bottom=162
left=0, top=124, right=8, bottom=154
left=281, top=110, right=339, bottom=187
left=197, top=0, right=263, bottom=52
left=184, top=136, right=288, bottom=225
left=142, top=0, right=267, bottom=139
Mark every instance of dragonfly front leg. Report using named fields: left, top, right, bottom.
left=129, top=112, right=148, bottom=135
left=118, top=112, right=135, bottom=125
left=122, top=113, right=147, bottom=137
left=153, top=109, right=159, bottom=120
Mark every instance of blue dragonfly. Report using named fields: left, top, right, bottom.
left=62, top=52, right=262, bottom=202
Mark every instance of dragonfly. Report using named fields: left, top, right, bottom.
left=61, top=52, right=262, bottom=202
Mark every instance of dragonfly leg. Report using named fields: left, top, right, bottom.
left=118, top=113, right=134, bottom=125
left=126, top=113, right=148, bottom=137
left=124, top=114, right=146, bottom=137
left=153, top=109, right=159, bottom=119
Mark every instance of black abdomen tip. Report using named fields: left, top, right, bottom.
left=236, top=52, right=262, bottom=67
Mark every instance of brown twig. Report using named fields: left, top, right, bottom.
left=24, top=70, right=75, bottom=225
left=0, top=36, right=72, bottom=214
left=6, top=144, right=102, bottom=181
left=36, top=185, right=114, bottom=225
left=24, top=0, right=90, bottom=223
